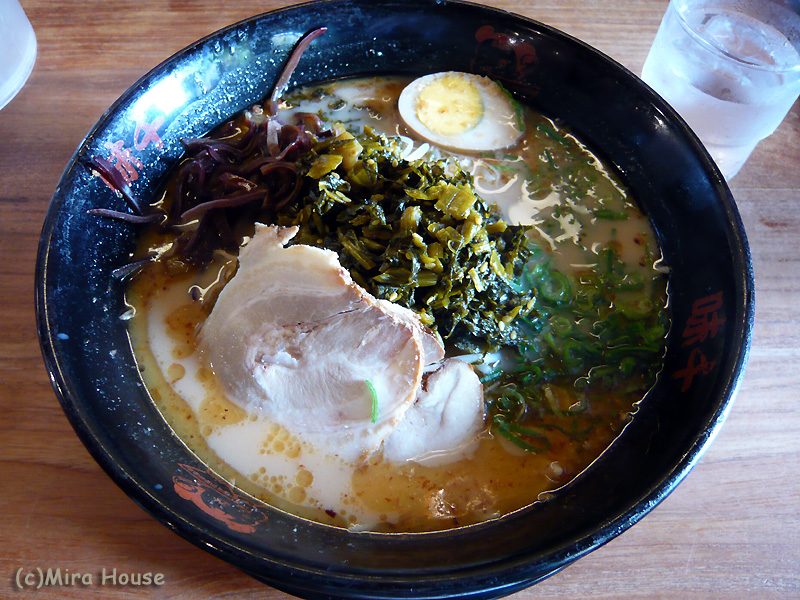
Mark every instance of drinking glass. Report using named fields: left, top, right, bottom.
left=0, top=0, right=37, bottom=111
left=642, top=0, right=800, bottom=179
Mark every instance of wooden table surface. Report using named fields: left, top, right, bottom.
left=2, top=0, right=798, bottom=598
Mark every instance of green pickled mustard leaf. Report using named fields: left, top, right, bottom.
left=278, top=126, right=536, bottom=352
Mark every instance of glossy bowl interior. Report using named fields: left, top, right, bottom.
left=36, top=1, right=754, bottom=598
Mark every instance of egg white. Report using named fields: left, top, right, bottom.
left=398, top=71, right=524, bottom=153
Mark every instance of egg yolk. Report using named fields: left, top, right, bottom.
left=415, top=75, right=484, bottom=136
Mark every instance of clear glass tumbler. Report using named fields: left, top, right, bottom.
left=0, top=0, right=37, bottom=111
left=642, top=0, right=800, bottom=179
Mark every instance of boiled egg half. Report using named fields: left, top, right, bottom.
left=398, top=71, right=524, bottom=153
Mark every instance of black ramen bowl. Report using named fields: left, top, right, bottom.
left=36, top=1, right=754, bottom=598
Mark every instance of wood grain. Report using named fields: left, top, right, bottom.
left=1, top=0, right=798, bottom=598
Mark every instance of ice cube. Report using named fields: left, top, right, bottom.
left=700, top=10, right=792, bottom=68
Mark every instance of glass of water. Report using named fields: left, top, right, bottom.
left=642, top=0, right=800, bottom=180
left=0, top=0, right=37, bottom=111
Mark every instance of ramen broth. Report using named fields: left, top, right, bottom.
left=126, top=76, right=668, bottom=532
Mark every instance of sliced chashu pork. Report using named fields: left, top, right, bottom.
left=383, top=359, right=484, bottom=465
left=375, top=299, right=445, bottom=365
left=200, top=224, right=483, bottom=463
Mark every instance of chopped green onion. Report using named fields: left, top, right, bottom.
left=480, top=369, right=505, bottom=384
left=615, top=296, right=655, bottom=319
left=593, top=208, right=629, bottom=221
left=366, top=380, right=378, bottom=423
left=494, top=419, right=551, bottom=453
left=537, top=270, right=571, bottom=304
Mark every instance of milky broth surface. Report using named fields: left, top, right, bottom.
left=126, top=76, right=667, bottom=532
